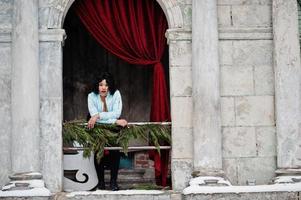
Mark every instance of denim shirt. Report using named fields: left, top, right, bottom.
left=87, top=90, right=122, bottom=124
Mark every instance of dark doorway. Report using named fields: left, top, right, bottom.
left=62, top=3, right=169, bottom=122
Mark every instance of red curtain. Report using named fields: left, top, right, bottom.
left=75, top=0, right=170, bottom=186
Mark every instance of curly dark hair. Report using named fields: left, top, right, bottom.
left=91, top=72, right=117, bottom=95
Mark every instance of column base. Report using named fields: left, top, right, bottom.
left=1, top=171, right=50, bottom=196
left=188, top=176, right=232, bottom=186
left=189, top=169, right=231, bottom=186
left=275, top=168, right=301, bottom=176
left=9, top=171, right=43, bottom=181
left=273, top=168, right=301, bottom=184
left=192, top=169, right=225, bottom=178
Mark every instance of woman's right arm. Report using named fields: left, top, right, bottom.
left=87, top=93, right=99, bottom=129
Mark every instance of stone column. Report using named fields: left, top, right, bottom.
left=273, top=0, right=301, bottom=177
left=39, top=29, right=66, bottom=192
left=11, top=0, right=40, bottom=173
left=192, top=0, right=223, bottom=176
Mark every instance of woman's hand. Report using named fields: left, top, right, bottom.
left=116, top=119, right=128, bottom=127
left=87, top=114, right=99, bottom=129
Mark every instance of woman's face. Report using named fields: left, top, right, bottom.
left=98, top=79, right=109, bottom=96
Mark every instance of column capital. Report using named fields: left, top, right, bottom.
left=39, top=28, right=66, bottom=42
left=165, top=28, right=191, bottom=44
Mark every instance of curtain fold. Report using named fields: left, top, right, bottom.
left=75, top=0, right=170, bottom=186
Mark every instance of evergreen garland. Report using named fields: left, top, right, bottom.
left=63, top=120, right=171, bottom=162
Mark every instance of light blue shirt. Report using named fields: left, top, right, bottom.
left=87, top=90, right=122, bottom=124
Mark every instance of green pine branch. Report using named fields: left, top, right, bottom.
left=63, top=120, right=171, bottom=162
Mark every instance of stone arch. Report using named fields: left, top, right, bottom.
left=40, top=0, right=191, bottom=192
left=44, top=0, right=184, bottom=29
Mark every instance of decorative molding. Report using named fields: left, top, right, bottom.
left=0, top=29, right=11, bottom=42
left=165, top=27, right=272, bottom=43
left=219, top=27, right=273, bottom=40
left=0, top=29, right=66, bottom=42
left=42, top=0, right=184, bottom=29
left=39, top=29, right=66, bottom=42
left=218, top=0, right=272, bottom=5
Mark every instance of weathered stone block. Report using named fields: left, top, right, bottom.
left=170, top=67, right=192, bottom=97
left=0, top=74, right=10, bottom=101
left=221, top=66, right=254, bottom=96
left=0, top=44, right=11, bottom=73
left=220, top=97, right=235, bottom=126
left=169, top=41, right=192, bottom=66
left=39, top=42, right=62, bottom=99
left=254, top=65, right=274, bottom=95
left=172, top=159, right=192, bottom=191
left=172, top=127, right=193, bottom=159
left=222, top=127, right=256, bottom=158
left=223, top=158, right=238, bottom=185
left=219, top=41, right=233, bottom=66
left=235, top=96, right=275, bottom=126
left=184, top=192, right=298, bottom=200
left=170, top=193, right=182, bottom=200
left=237, top=157, right=276, bottom=185
left=256, top=126, right=276, bottom=157
left=153, top=194, right=171, bottom=200
left=254, top=66, right=275, bottom=95
left=232, top=5, right=271, bottom=27
left=40, top=98, right=62, bottom=126
left=233, top=40, right=272, bottom=67
left=0, top=101, right=10, bottom=139
left=171, top=97, right=192, bottom=128
left=38, top=7, right=50, bottom=29
left=218, top=5, right=231, bottom=27
left=181, top=4, right=192, bottom=28
left=176, top=0, right=192, bottom=5
left=0, top=0, right=12, bottom=29
left=0, top=0, right=12, bottom=14
left=0, top=15, right=11, bottom=29
left=0, top=100, right=10, bottom=187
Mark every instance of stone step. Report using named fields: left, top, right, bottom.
left=103, top=169, right=155, bottom=189
left=0, top=191, right=299, bottom=200
left=54, top=191, right=172, bottom=200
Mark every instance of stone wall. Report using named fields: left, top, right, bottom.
left=218, top=0, right=276, bottom=185
left=0, top=0, right=12, bottom=188
left=0, top=0, right=280, bottom=192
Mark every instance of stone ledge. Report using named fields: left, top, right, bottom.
left=0, top=197, right=50, bottom=200
left=183, top=192, right=298, bottom=200
left=55, top=191, right=171, bottom=200
left=0, top=191, right=300, bottom=200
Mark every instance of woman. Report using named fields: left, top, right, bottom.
left=87, top=72, right=127, bottom=191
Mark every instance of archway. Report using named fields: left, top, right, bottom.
left=62, top=0, right=170, bottom=190
left=39, top=0, right=192, bottom=193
